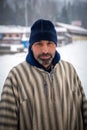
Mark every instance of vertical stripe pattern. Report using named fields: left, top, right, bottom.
left=0, top=60, right=87, bottom=130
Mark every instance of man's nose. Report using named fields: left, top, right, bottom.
left=42, top=45, right=48, bottom=53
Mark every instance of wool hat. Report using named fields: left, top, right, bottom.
left=29, top=19, right=58, bottom=47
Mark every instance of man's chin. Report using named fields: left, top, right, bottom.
left=39, top=59, right=52, bottom=67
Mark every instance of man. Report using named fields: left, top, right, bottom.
left=0, top=19, right=87, bottom=130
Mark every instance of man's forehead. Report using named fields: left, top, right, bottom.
left=33, top=40, right=55, bottom=44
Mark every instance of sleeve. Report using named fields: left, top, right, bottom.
left=80, top=82, right=87, bottom=130
left=72, top=64, right=87, bottom=130
left=75, top=69, right=87, bottom=130
left=0, top=69, right=19, bottom=130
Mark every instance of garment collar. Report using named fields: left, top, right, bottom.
left=26, top=47, right=60, bottom=72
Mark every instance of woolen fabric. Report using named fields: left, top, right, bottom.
left=29, top=19, right=58, bottom=47
left=0, top=60, right=87, bottom=130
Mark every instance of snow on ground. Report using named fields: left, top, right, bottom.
left=0, top=40, right=87, bottom=97
left=57, top=40, right=87, bottom=96
left=0, top=53, right=26, bottom=96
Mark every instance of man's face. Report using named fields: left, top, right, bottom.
left=31, top=40, right=56, bottom=68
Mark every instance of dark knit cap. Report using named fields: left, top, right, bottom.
left=29, top=19, right=58, bottom=46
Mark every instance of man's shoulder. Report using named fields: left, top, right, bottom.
left=56, top=60, right=75, bottom=71
left=9, top=61, right=29, bottom=73
left=59, top=60, right=73, bottom=66
left=14, top=61, right=30, bottom=68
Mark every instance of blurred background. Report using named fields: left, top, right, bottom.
left=0, top=0, right=87, bottom=28
left=0, top=0, right=87, bottom=97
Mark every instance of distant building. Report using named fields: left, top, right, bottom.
left=0, top=25, right=30, bottom=45
left=71, top=20, right=82, bottom=27
left=0, top=25, right=30, bottom=54
left=56, top=22, right=87, bottom=41
left=55, top=26, right=72, bottom=46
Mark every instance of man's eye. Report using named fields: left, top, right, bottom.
left=48, top=42, right=53, bottom=45
left=35, top=42, right=42, bottom=46
left=48, top=42, right=52, bottom=44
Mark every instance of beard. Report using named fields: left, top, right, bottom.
left=37, top=53, right=54, bottom=67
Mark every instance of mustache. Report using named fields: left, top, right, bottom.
left=38, top=53, right=52, bottom=57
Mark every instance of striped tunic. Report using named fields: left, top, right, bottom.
left=0, top=60, right=87, bottom=130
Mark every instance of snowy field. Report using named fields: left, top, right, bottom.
left=0, top=40, right=87, bottom=98
left=57, top=41, right=87, bottom=97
